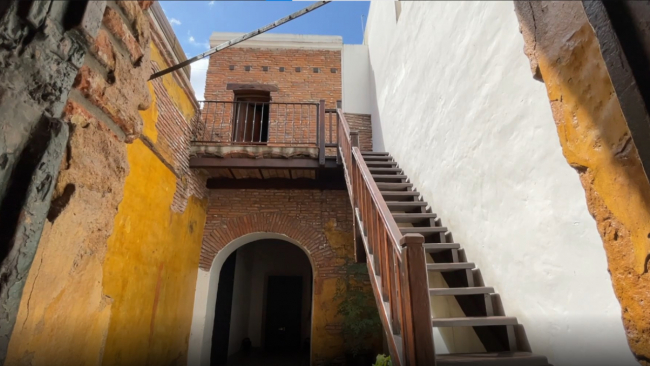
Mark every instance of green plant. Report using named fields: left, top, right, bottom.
left=334, top=260, right=382, bottom=356
left=373, top=354, right=392, bottom=366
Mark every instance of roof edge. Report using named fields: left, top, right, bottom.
left=209, top=32, right=343, bottom=50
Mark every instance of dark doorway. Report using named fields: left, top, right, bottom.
left=232, top=90, right=271, bottom=144
left=211, top=252, right=238, bottom=366
left=264, top=276, right=303, bottom=352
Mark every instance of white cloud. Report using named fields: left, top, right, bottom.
left=169, top=18, right=181, bottom=26
left=190, top=58, right=209, bottom=101
left=188, top=35, right=210, bottom=50
left=208, top=1, right=215, bottom=6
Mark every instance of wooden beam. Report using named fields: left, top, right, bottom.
left=190, top=157, right=338, bottom=169
left=206, top=177, right=346, bottom=190
left=226, top=83, right=279, bottom=92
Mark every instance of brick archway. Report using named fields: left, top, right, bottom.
left=199, top=212, right=336, bottom=272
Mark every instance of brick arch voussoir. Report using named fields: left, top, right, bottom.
left=200, top=212, right=328, bottom=271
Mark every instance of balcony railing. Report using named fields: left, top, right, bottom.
left=194, top=100, right=334, bottom=145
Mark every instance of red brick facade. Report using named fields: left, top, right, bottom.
left=344, top=113, right=373, bottom=151
left=205, top=48, right=342, bottom=107
left=197, top=47, right=342, bottom=146
left=200, top=189, right=353, bottom=272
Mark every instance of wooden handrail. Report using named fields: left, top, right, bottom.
left=336, top=109, right=436, bottom=366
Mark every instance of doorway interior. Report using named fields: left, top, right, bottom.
left=210, top=239, right=312, bottom=366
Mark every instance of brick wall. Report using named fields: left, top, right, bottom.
left=201, top=189, right=352, bottom=271
left=201, top=188, right=358, bottom=365
left=199, top=47, right=341, bottom=145
left=344, top=113, right=372, bottom=151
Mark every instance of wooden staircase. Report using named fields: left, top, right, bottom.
left=336, top=112, right=550, bottom=366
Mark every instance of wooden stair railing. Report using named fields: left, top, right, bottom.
left=336, top=109, right=552, bottom=366
left=337, top=110, right=436, bottom=366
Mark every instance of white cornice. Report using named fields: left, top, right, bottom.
left=209, top=32, right=343, bottom=50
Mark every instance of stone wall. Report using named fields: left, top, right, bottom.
left=515, top=2, right=650, bottom=364
left=0, top=1, right=104, bottom=361
left=4, top=2, right=208, bottom=365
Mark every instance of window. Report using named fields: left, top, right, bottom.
left=232, top=90, right=271, bottom=143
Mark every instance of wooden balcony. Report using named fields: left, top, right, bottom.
left=190, top=100, right=344, bottom=189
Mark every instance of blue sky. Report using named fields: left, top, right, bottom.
left=159, top=1, right=370, bottom=100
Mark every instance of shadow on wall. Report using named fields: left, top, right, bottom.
left=368, top=62, right=385, bottom=152
left=515, top=1, right=650, bottom=363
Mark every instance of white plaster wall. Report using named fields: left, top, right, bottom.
left=228, top=247, right=254, bottom=355
left=342, top=44, right=372, bottom=114
left=364, top=2, right=636, bottom=366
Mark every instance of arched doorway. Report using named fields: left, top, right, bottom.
left=190, top=233, right=317, bottom=366
left=211, top=239, right=312, bottom=365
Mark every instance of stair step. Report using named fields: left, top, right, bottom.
left=432, top=316, right=518, bottom=328
left=361, top=151, right=390, bottom=156
left=381, top=191, right=420, bottom=201
left=376, top=182, right=413, bottom=191
left=400, top=226, right=446, bottom=234
left=423, top=243, right=461, bottom=252
left=387, top=201, right=427, bottom=211
left=437, top=352, right=549, bottom=366
left=429, top=287, right=494, bottom=296
left=363, top=156, right=394, bottom=161
left=392, top=213, right=437, bottom=223
left=372, top=174, right=407, bottom=181
left=369, top=167, right=402, bottom=174
left=365, top=161, right=398, bottom=167
left=427, top=262, right=475, bottom=272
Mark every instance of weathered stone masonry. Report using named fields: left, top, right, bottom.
left=0, top=1, right=105, bottom=361
left=515, top=2, right=650, bottom=364
left=3, top=2, right=209, bottom=366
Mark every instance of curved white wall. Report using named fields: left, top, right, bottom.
left=364, top=2, right=635, bottom=366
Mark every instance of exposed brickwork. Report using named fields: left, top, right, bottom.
left=200, top=47, right=341, bottom=145
left=344, top=113, right=372, bottom=151
left=201, top=189, right=353, bottom=272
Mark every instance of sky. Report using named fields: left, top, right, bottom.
left=159, top=1, right=371, bottom=100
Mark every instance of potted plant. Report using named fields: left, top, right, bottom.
left=334, top=261, right=383, bottom=366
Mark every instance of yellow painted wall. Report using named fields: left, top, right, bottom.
left=101, top=139, right=206, bottom=366
left=6, top=37, right=207, bottom=366
left=100, top=41, right=207, bottom=365
left=516, top=2, right=650, bottom=361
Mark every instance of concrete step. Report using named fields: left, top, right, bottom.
left=380, top=191, right=419, bottom=201
left=429, top=287, right=495, bottom=296
left=427, top=262, right=475, bottom=272
left=369, top=167, right=403, bottom=174
left=372, top=174, right=407, bottom=181
left=436, top=352, right=549, bottom=366
left=365, top=161, right=398, bottom=167
left=387, top=201, right=427, bottom=212
left=432, top=316, right=518, bottom=328
left=423, top=243, right=461, bottom=253
left=361, top=151, right=390, bottom=156
left=376, top=182, right=413, bottom=191
left=392, top=213, right=437, bottom=223
left=363, top=155, right=394, bottom=161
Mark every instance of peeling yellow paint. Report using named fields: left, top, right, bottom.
left=6, top=40, right=206, bottom=366
left=101, top=139, right=206, bottom=366
left=516, top=2, right=650, bottom=361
